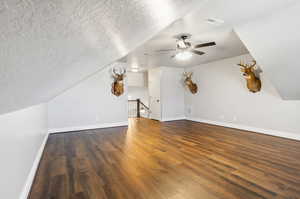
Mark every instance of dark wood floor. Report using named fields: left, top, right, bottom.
left=29, top=118, right=300, bottom=199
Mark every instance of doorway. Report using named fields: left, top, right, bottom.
left=127, top=70, right=150, bottom=118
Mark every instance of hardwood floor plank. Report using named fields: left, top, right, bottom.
left=29, top=118, right=300, bottom=199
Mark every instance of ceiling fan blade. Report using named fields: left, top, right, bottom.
left=145, top=49, right=175, bottom=56
left=194, top=42, right=216, bottom=48
left=155, top=49, right=176, bottom=52
left=191, top=50, right=205, bottom=56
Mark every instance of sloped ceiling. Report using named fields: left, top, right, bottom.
left=124, top=0, right=297, bottom=69
left=236, top=2, right=300, bottom=100
left=0, top=0, right=204, bottom=114
left=124, top=0, right=300, bottom=100
left=125, top=28, right=249, bottom=68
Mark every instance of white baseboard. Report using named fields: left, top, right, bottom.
left=161, top=116, right=186, bottom=122
left=49, top=121, right=129, bottom=134
left=186, top=117, right=300, bottom=141
left=19, top=133, right=49, bottom=199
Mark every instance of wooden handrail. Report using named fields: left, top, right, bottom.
left=128, top=99, right=149, bottom=118
left=137, top=99, right=140, bottom=117
left=139, top=100, right=149, bottom=110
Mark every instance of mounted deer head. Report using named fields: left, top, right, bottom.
left=238, top=60, right=261, bottom=93
left=111, top=67, right=126, bottom=96
left=183, top=72, right=198, bottom=94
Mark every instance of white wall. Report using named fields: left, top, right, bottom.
left=128, top=87, right=149, bottom=106
left=185, top=54, right=300, bottom=140
left=161, top=67, right=185, bottom=121
left=128, top=71, right=149, bottom=106
left=48, top=63, right=128, bottom=133
left=127, top=72, right=147, bottom=87
left=235, top=2, right=300, bottom=100
left=0, top=104, right=48, bottom=199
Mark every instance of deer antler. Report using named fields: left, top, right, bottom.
left=238, top=60, right=247, bottom=68
left=113, top=67, right=126, bottom=76
left=249, top=60, right=257, bottom=68
left=112, top=68, right=119, bottom=77
left=120, top=67, right=126, bottom=75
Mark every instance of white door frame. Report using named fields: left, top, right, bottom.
left=148, top=68, right=162, bottom=121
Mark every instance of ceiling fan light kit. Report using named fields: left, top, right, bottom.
left=175, top=51, right=193, bottom=60
left=154, top=34, right=216, bottom=60
left=131, top=68, right=139, bottom=72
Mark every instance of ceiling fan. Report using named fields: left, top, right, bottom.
left=155, top=34, right=216, bottom=59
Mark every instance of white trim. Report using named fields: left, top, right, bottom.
left=161, top=116, right=186, bottom=122
left=186, top=117, right=300, bottom=141
left=49, top=121, right=129, bottom=134
left=20, top=133, right=49, bottom=199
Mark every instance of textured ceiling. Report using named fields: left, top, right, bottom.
left=0, top=0, right=204, bottom=114
left=125, top=0, right=297, bottom=69
left=126, top=30, right=249, bottom=68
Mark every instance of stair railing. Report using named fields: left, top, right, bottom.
left=128, top=99, right=150, bottom=118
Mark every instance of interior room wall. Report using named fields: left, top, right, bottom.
left=235, top=2, right=300, bottom=100
left=127, top=71, right=149, bottom=106
left=128, top=87, right=149, bottom=106
left=161, top=67, right=185, bottom=121
left=127, top=71, right=147, bottom=87
left=48, top=62, right=128, bottom=133
left=0, top=104, right=48, bottom=199
left=185, top=54, right=300, bottom=140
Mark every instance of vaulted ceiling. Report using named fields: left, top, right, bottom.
left=0, top=0, right=204, bottom=114
left=0, top=0, right=299, bottom=115
left=125, top=0, right=297, bottom=68
left=124, top=0, right=300, bottom=100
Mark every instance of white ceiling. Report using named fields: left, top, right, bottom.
left=125, top=0, right=297, bottom=69
left=0, top=0, right=298, bottom=114
left=0, top=0, right=204, bottom=114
